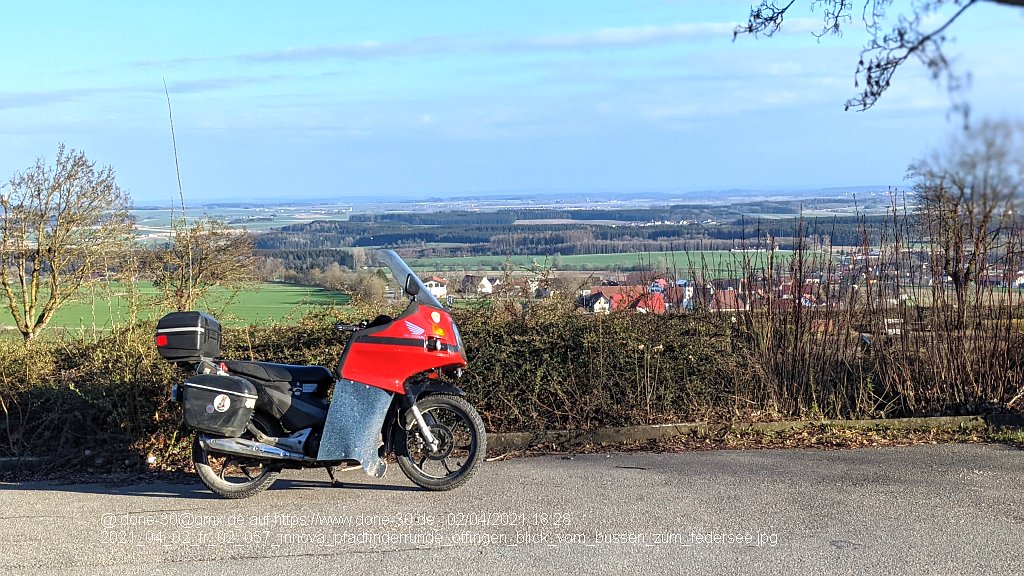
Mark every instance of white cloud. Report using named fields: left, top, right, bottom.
left=242, top=37, right=470, bottom=63
left=519, top=23, right=736, bottom=49
left=518, top=17, right=830, bottom=50
left=201, top=21, right=819, bottom=66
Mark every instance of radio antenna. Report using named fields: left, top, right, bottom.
left=164, top=79, right=187, bottom=226
left=163, top=80, right=195, bottom=307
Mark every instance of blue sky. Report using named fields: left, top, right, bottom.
left=1, top=1, right=1022, bottom=204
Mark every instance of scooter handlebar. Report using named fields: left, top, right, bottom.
left=335, top=323, right=362, bottom=332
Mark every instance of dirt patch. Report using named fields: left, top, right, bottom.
left=485, top=424, right=1023, bottom=461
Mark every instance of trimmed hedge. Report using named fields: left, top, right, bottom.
left=0, top=298, right=1021, bottom=472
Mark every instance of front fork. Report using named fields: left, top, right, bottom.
left=409, top=403, right=441, bottom=453
left=387, top=378, right=467, bottom=457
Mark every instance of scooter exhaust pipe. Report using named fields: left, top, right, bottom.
left=199, top=434, right=311, bottom=462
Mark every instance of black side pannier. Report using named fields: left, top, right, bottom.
left=156, top=311, right=221, bottom=363
left=182, top=374, right=257, bottom=437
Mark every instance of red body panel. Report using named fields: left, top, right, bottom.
left=340, top=303, right=467, bottom=394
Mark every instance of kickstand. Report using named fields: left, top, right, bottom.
left=325, top=466, right=343, bottom=486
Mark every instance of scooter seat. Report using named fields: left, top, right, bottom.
left=222, top=361, right=334, bottom=386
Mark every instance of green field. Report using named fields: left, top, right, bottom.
left=409, top=250, right=807, bottom=274
left=1, top=282, right=351, bottom=333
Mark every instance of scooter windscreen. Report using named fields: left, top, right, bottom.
left=371, top=249, right=465, bottom=354
left=371, top=249, right=446, bottom=309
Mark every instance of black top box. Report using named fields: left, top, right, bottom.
left=156, top=311, right=222, bottom=363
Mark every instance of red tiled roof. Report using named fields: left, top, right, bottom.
left=710, top=291, right=746, bottom=311
left=607, top=290, right=666, bottom=313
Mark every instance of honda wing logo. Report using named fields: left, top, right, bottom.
left=404, top=321, right=426, bottom=336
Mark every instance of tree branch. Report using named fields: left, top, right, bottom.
left=733, top=0, right=798, bottom=39
left=847, top=0, right=980, bottom=111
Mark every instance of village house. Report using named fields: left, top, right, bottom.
left=709, top=278, right=746, bottom=293
left=663, top=280, right=695, bottom=310
left=623, top=291, right=667, bottom=314
left=460, top=275, right=501, bottom=294
left=422, top=275, right=448, bottom=299
left=708, top=289, right=748, bottom=312
left=577, top=291, right=612, bottom=314
left=978, top=268, right=1024, bottom=289
left=778, top=279, right=818, bottom=299
left=579, top=285, right=666, bottom=314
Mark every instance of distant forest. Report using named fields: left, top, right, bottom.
left=256, top=203, right=895, bottom=262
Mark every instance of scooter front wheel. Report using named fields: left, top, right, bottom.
left=396, top=394, right=486, bottom=491
left=193, top=412, right=282, bottom=499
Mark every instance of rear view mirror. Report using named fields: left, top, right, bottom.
left=405, top=274, right=421, bottom=297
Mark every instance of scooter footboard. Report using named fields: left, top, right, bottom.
left=317, top=379, right=393, bottom=477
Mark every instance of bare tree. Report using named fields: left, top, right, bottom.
left=910, top=119, right=1024, bottom=327
left=734, top=0, right=1024, bottom=113
left=310, top=263, right=385, bottom=303
left=258, top=257, right=287, bottom=282
left=152, top=217, right=258, bottom=311
left=0, top=145, right=134, bottom=342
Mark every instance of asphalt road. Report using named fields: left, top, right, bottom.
left=1, top=443, right=1022, bottom=576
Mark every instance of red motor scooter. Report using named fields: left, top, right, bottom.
left=156, top=250, right=485, bottom=498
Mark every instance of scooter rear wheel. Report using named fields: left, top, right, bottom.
left=193, top=412, right=282, bottom=499
left=395, top=394, right=486, bottom=491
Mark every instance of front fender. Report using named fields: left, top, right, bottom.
left=405, top=380, right=466, bottom=404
